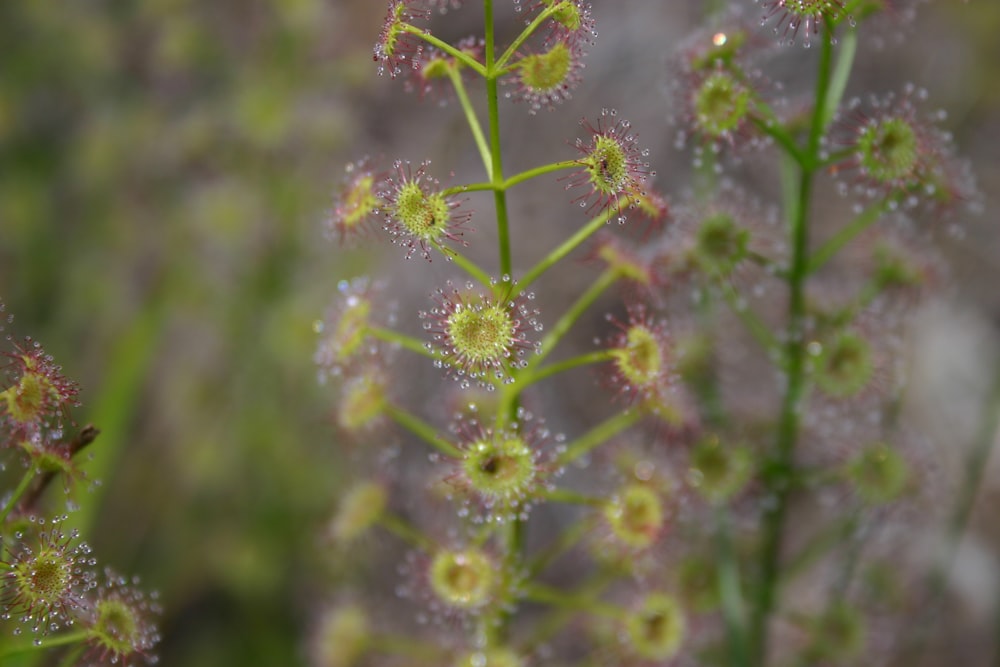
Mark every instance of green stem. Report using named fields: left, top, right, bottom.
left=557, top=409, right=645, bottom=466
left=939, top=363, right=1000, bottom=577
left=829, top=509, right=868, bottom=602
left=448, top=65, right=493, bottom=179
left=815, top=148, right=855, bottom=170
left=922, top=360, right=1000, bottom=627
left=377, top=513, right=435, bottom=551
left=751, top=114, right=807, bottom=167
left=496, top=269, right=618, bottom=430
left=484, top=0, right=512, bottom=279
left=503, top=160, right=580, bottom=190
left=748, top=250, right=785, bottom=277
left=893, top=357, right=1000, bottom=665
left=429, top=239, right=493, bottom=287
left=0, top=463, right=38, bottom=524
left=492, top=514, right=525, bottom=644
left=56, top=645, right=85, bottom=667
left=751, top=168, right=812, bottom=667
left=527, top=268, right=618, bottom=372
left=513, top=198, right=624, bottom=296
left=402, top=24, right=487, bottom=77
left=784, top=514, right=858, bottom=583
left=0, top=630, right=88, bottom=659
left=824, top=27, right=857, bottom=129
left=520, top=349, right=615, bottom=388
left=717, top=280, right=779, bottom=354
left=806, top=200, right=887, bottom=275
left=522, top=582, right=622, bottom=617
left=368, top=634, right=448, bottom=661
left=750, top=24, right=836, bottom=667
left=526, top=517, right=592, bottom=578
left=808, top=29, right=836, bottom=154
left=484, top=3, right=522, bottom=644
left=367, top=325, right=434, bottom=359
left=384, top=403, right=462, bottom=458
left=441, top=182, right=496, bottom=197
left=440, top=160, right=580, bottom=199
left=77, top=292, right=166, bottom=534
left=540, top=488, right=606, bottom=507
left=521, top=568, right=618, bottom=650
left=716, top=506, right=750, bottom=667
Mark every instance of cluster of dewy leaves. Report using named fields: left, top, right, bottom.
left=338, top=1, right=604, bottom=263
left=0, top=517, right=161, bottom=665
left=316, top=4, right=699, bottom=666
left=834, top=84, right=979, bottom=215
left=312, top=2, right=980, bottom=667
left=666, top=9, right=774, bottom=157
left=0, top=310, right=161, bottom=665
left=1, top=334, right=79, bottom=449
left=659, top=6, right=976, bottom=667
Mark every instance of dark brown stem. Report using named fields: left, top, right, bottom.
left=20, top=424, right=100, bottom=513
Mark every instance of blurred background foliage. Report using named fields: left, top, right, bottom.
left=0, top=1, right=384, bottom=663
left=1, top=1, right=998, bottom=666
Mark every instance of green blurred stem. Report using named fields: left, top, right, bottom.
left=895, top=359, right=1000, bottom=667
left=57, top=645, right=85, bottom=667
left=77, top=296, right=165, bottom=534
left=557, top=409, right=644, bottom=466
left=528, top=269, right=618, bottom=372
left=841, top=0, right=870, bottom=18
left=384, top=403, right=462, bottom=458
left=716, top=506, right=750, bottom=667
left=520, top=349, right=615, bottom=388
left=824, top=28, right=857, bottom=129
left=0, top=463, right=38, bottom=524
left=513, top=198, right=625, bottom=296
left=523, top=582, right=622, bottom=617
left=496, top=269, right=617, bottom=431
left=816, top=148, right=855, bottom=170
left=402, top=25, right=487, bottom=77
left=0, top=631, right=87, bottom=659
left=807, top=200, right=886, bottom=275
left=751, top=162, right=811, bottom=667
left=751, top=114, right=806, bottom=167
left=784, top=514, right=858, bottom=583
left=378, top=513, right=434, bottom=551
left=447, top=66, right=493, bottom=179
left=522, top=568, right=618, bottom=650
left=853, top=277, right=886, bottom=315
left=934, top=360, right=1000, bottom=595
left=366, top=325, right=434, bottom=359
left=750, top=25, right=836, bottom=667
left=830, top=510, right=868, bottom=602
left=526, top=517, right=592, bottom=578
left=540, top=488, right=605, bottom=507
left=429, top=239, right=493, bottom=287
left=494, top=515, right=525, bottom=644
left=748, top=250, right=785, bottom=277
left=717, top=280, right=779, bottom=354
left=368, top=634, right=447, bottom=661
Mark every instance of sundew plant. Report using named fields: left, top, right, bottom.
left=315, top=2, right=984, bottom=667
left=0, top=305, right=161, bottom=666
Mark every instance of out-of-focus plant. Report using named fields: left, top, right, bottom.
left=0, top=304, right=161, bottom=666
left=315, top=1, right=986, bottom=667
